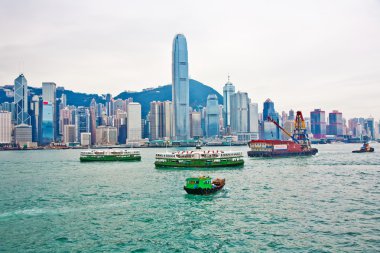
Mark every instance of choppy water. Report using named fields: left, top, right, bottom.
left=0, top=143, right=379, bottom=252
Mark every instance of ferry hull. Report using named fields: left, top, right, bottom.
left=80, top=155, right=141, bottom=162
left=247, top=148, right=318, bottom=157
left=155, top=159, right=244, bottom=168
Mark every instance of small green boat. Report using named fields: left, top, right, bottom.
left=80, top=149, right=141, bottom=162
left=184, top=176, right=225, bottom=195
left=155, top=150, right=244, bottom=168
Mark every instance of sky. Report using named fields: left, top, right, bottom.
left=0, top=0, right=379, bottom=119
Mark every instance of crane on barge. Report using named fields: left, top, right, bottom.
left=267, top=111, right=312, bottom=150
left=247, top=111, right=318, bottom=157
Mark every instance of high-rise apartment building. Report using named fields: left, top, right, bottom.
left=172, top=34, right=190, bottom=140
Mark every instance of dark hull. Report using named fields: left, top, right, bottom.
left=184, top=185, right=224, bottom=195
left=248, top=148, right=318, bottom=157
left=155, top=159, right=244, bottom=168
left=352, top=148, right=374, bottom=153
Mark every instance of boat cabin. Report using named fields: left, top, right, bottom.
left=185, top=177, right=212, bottom=189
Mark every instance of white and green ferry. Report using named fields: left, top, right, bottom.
left=155, top=150, right=244, bottom=168
left=80, top=149, right=141, bottom=162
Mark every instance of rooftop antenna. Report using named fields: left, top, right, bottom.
left=228, top=74, right=230, bottom=82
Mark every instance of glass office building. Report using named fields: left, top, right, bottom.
left=223, top=79, right=235, bottom=128
left=310, top=109, right=326, bottom=139
left=206, top=94, right=220, bottom=137
left=172, top=34, right=190, bottom=140
left=42, top=102, right=54, bottom=144
left=14, top=74, right=30, bottom=125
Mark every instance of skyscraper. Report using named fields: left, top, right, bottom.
left=14, top=74, right=30, bottom=125
left=127, top=102, right=142, bottom=141
left=248, top=103, right=259, bottom=134
left=364, top=118, right=375, bottom=140
left=0, top=111, right=12, bottom=144
left=223, top=77, right=235, bottom=130
left=63, top=125, right=76, bottom=144
left=41, top=102, right=54, bottom=144
left=263, top=99, right=275, bottom=121
left=205, top=94, right=220, bottom=137
left=190, top=111, right=202, bottom=138
left=89, top=98, right=97, bottom=145
left=310, top=109, right=326, bottom=139
left=328, top=110, right=343, bottom=136
left=172, top=34, right=190, bottom=140
left=30, top=95, right=42, bottom=144
left=42, top=82, right=57, bottom=140
left=149, top=101, right=161, bottom=140
left=230, top=92, right=249, bottom=133
left=262, top=99, right=280, bottom=140
left=149, top=101, right=173, bottom=141
left=75, top=106, right=90, bottom=142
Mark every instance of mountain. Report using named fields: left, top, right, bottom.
left=115, top=79, right=223, bottom=118
left=0, top=79, right=223, bottom=118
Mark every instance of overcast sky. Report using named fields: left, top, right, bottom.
left=0, top=0, right=379, bottom=119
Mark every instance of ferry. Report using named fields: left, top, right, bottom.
left=154, top=150, right=244, bottom=168
left=184, top=176, right=225, bottom=195
left=80, top=149, right=141, bottom=162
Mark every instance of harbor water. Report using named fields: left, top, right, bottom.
left=0, top=143, right=379, bottom=252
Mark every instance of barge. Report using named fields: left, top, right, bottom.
left=248, top=111, right=318, bottom=157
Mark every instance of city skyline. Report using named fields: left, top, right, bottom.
left=0, top=0, right=379, bottom=119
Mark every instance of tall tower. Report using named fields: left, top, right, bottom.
left=172, top=34, right=190, bottom=140
left=42, top=82, right=57, bottom=141
left=206, top=94, right=220, bottom=137
left=14, top=74, right=30, bottom=125
left=223, top=76, right=235, bottom=130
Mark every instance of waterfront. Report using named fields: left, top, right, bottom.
left=0, top=144, right=379, bottom=252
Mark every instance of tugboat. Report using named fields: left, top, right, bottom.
left=155, top=150, right=244, bottom=168
left=248, top=111, right=318, bottom=157
left=352, top=142, right=374, bottom=153
left=184, top=176, right=225, bottom=195
left=80, top=149, right=141, bottom=162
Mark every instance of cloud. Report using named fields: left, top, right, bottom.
left=0, top=0, right=379, bottom=119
